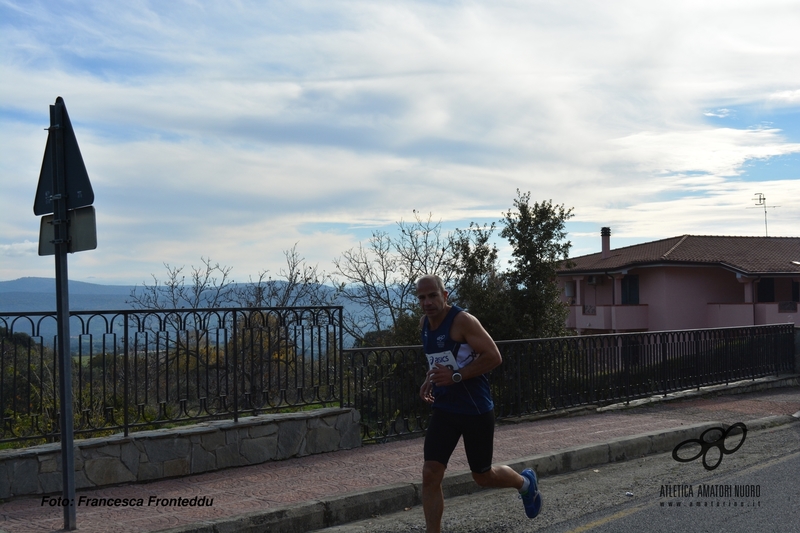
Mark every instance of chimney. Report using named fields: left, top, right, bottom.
left=601, top=227, right=611, bottom=259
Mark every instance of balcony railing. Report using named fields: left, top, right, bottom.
left=571, top=304, right=649, bottom=331
left=707, top=302, right=799, bottom=328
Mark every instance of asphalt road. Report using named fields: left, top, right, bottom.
left=317, top=421, right=800, bottom=533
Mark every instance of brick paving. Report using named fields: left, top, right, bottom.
left=1, top=387, right=798, bottom=533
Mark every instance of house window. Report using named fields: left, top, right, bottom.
left=793, top=281, right=799, bottom=302
left=757, top=278, right=775, bottom=303
left=564, top=281, right=576, bottom=302
left=621, top=275, right=639, bottom=305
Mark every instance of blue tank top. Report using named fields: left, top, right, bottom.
left=422, top=305, right=494, bottom=415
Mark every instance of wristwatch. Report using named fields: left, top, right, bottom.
left=451, top=371, right=463, bottom=383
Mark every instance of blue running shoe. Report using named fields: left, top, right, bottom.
left=519, top=468, right=542, bottom=519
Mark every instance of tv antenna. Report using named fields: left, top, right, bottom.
left=747, top=193, right=779, bottom=236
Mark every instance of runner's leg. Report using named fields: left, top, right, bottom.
left=423, top=409, right=462, bottom=533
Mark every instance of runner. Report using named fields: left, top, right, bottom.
left=416, top=274, right=542, bottom=533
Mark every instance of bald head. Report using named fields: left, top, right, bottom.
left=416, top=274, right=446, bottom=294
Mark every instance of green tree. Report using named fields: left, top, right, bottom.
left=449, top=223, right=517, bottom=340
left=499, top=190, right=574, bottom=339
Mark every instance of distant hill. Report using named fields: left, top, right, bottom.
left=0, top=277, right=357, bottom=349
left=0, top=277, right=368, bottom=348
left=0, top=277, right=349, bottom=313
left=0, top=277, right=136, bottom=313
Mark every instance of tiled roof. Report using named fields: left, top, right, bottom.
left=559, top=235, right=800, bottom=276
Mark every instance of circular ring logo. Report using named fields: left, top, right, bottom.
left=671, top=422, right=747, bottom=471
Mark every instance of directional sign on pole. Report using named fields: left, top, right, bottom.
left=33, top=98, right=94, bottom=216
left=38, top=206, right=97, bottom=256
left=32, top=97, right=96, bottom=531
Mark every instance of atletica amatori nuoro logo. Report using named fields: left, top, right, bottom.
left=672, top=422, right=747, bottom=471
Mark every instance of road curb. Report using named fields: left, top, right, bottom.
left=157, top=415, right=798, bottom=533
left=505, top=421, right=721, bottom=478
left=744, top=413, right=800, bottom=430
left=596, top=375, right=799, bottom=413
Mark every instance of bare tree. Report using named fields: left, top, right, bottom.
left=128, top=257, right=235, bottom=310
left=332, top=211, right=456, bottom=346
left=125, top=248, right=334, bottom=416
left=234, top=245, right=331, bottom=308
left=128, top=247, right=330, bottom=310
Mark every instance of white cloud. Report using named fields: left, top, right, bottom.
left=1, top=0, right=800, bottom=284
left=0, top=241, right=38, bottom=257
left=769, top=89, right=800, bottom=104
left=606, top=127, right=800, bottom=178
left=704, top=109, right=732, bottom=118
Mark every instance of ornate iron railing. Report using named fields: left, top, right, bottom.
left=344, top=324, right=796, bottom=443
left=0, top=307, right=343, bottom=445
left=1, top=309, right=794, bottom=446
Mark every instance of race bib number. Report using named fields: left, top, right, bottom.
left=427, top=351, right=458, bottom=371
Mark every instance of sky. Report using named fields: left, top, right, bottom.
left=1, top=0, right=799, bottom=286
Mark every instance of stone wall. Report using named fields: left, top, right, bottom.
left=0, top=407, right=361, bottom=500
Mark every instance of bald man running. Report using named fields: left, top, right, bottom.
left=416, top=274, right=542, bottom=533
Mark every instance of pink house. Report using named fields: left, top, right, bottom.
left=557, top=228, right=800, bottom=334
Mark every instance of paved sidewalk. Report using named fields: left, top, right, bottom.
left=1, top=380, right=798, bottom=533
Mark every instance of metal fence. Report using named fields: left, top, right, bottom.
left=1, top=310, right=795, bottom=447
left=0, top=307, right=343, bottom=445
left=343, top=324, right=796, bottom=443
